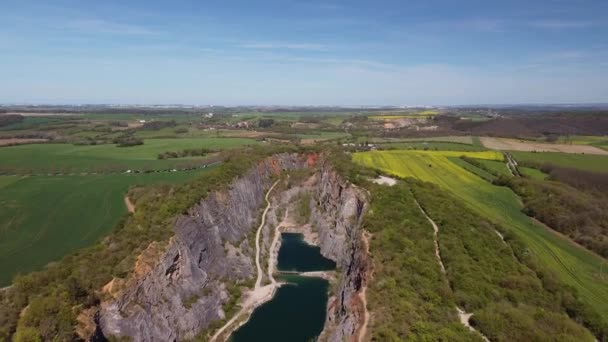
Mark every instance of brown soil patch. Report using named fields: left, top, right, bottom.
left=111, top=122, right=144, bottom=131
left=0, top=138, right=48, bottom=146
left=6, top=112, right=82, bottom=117
left=76, top=307, right=97, bottom=339
left=124, top=196, right=135, bottom=213
left=134, top=241, right=166, bottom=277
left=219, top=130, right=280, bottom=138
left=481, top=137, right=608, bottom=155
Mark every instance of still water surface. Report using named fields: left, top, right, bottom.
left=230, top=233, right=335, bottom=342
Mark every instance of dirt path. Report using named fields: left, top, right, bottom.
left=357, top=230, right=373, bottom=342
left=414, top=198, right=490, bottom=342
left=255, top=180, right=280, bottom=288
left=124, top=196, right=135, bottom=213
left=414, top=200, right=446, bottom=274
left=210, top=180, right=281, bottom=342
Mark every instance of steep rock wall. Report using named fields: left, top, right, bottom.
left=98, top=153, right=369, bottom=342
left=99, top=153, right=307, bottom=341
left=311, top=162, right=369, bottom=342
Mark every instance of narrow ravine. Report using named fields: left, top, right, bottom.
left=210, top=179, right=281, bottom=342
left=414, top=198, right=490, bottom=342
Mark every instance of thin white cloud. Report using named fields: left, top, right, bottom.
left=529, top=19, right=596, bottom=29
left=543, top=50, right=588, bottom=61
left=64, top=19, right=159, bottom=35
left=239, top=42, right=327, bottom=51
left=454, top=19, right=507, bottom=32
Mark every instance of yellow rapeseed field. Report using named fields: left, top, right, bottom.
left=353, top=149, right=608, bottom=320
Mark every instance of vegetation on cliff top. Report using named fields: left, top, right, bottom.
left=364, top=178, right=597, bottom=340
left=0, top=145, right=307, bottom=341
left=353, top=150, right=608, bottom=324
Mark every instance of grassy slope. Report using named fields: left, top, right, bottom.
left=512, top=151, right=608, bottom=173
left=0, top=169, right=211, bottom=285
left=448, top=157, right=496, bottom=182
left=519, top=166, right=548, bottom=180
left=0, top=138, right=255, bottom=173
left=353, top=150, right=608, bottom=322
left=475, top=159, right=511, bottom=177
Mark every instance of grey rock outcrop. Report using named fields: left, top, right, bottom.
left=99, top=153, right=307, bottom=341
left=311, top=161, right=369, bottom=342
left=98, top=153, right=369, bottom=342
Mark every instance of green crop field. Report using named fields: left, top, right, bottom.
left=379, top=141, right=485, bottom=152
left=511, top=152, right=608, bottom=173
left=360, top=135, right=474, bottom=145
left=0, top=168, right=214, bottom=285
left=519, top=166, right=548, bottom=180
left=448, top=157, right=497, bottom=182
left=476, top=159, right=511, bottom=176
left=0, top=138, right=256, bottom=174
left=353, top=150, right=608, bottom=321
left=295, top=131, right=350, bottom=140
left=555, top=135, right=608, bottom=147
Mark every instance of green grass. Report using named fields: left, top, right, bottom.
left=0, top=117, right=70, bottom=131
left=0, top=176, right=21, bottom=189
left=519, top=167, right=548, bottom=180
left=0, top=168, right=212, bottom=286
left=476, top=159, right=511, bottom=177
left=448, top=157, right=497, bottom=182
left=353, top=150, right=608, bottom=322
left=511, top=152, right=608, bottom=173
left=295, top=131, right=350, bottom=140
left=381, top=141, right=485, bottom=152
left=364, top=136, right=474, bottom=145
left=555, top=135, right=608, bottom=147
left=0, top=138, right=256, bottom=173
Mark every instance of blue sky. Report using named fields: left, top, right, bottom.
left=1, top=0, right=607, bottom=105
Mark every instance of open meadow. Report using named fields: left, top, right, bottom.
left=353, top=150, right=608, bottom=322
left=555, top=135, right=608, bottom=150
left=0, top=138, right=255, bottom=174
left=481, top=137, right=608, bottom=155
left=512, top=151, right=608, bottom=173
left=0, top=168, right=214, bottom=285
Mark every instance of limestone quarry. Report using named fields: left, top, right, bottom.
left=93, top=153, right=370, bottom=341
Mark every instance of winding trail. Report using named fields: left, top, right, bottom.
left=210, top=179, right=280, bottom=342
left=357, top=230, right=373, bottom=342
left=414, top=198, right=490, bottom=342
left=255, top=180, right=280, bottom=288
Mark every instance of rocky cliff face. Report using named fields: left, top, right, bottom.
left=99, top=153, right=308, bottom=341
left=98, top=153, right=369, bottom=342
left=311, top=161, right=369, bottom=342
